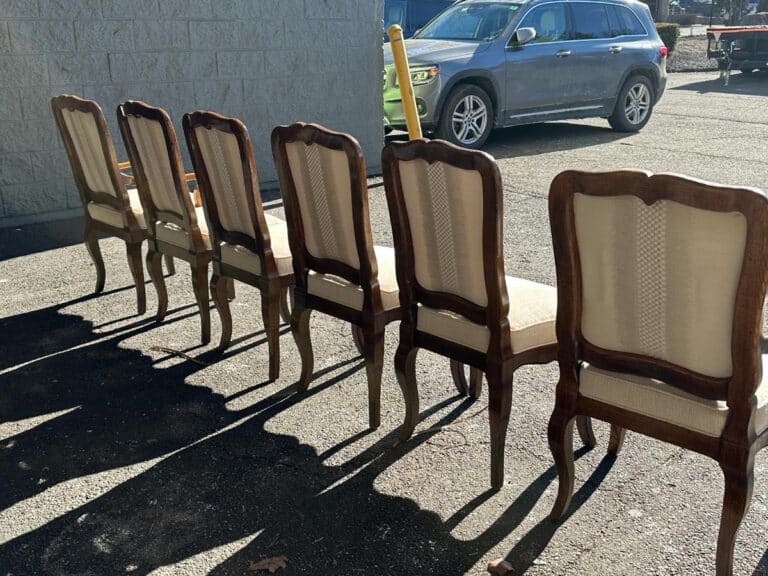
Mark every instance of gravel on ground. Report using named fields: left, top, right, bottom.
left=668, top=36, right=718, bottom=72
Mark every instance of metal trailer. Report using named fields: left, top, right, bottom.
left=707, top=25, right=768, bottom=84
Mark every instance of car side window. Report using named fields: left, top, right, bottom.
left=516, top=3, right=569, bottom=43
left=614, top=5, right=647, bottom=36
left=571, top=2, right=614, bottom=39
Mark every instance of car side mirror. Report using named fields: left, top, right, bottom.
left=513, top=27, right=536, bottom=46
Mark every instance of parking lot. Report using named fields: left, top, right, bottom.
left=1, top=71, right=767, bottom=575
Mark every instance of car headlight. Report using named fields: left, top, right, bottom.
left=395, top=65, right=439, bottom=87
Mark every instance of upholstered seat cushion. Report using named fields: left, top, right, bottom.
left=580, top=360, right=768, bottom=438
left=87, top=188, right=146, bottom=229
left=417, top=276, right=557, bottom=354
left=155, top=206, right=210, bottom=250
left=220, top=213, right=293, bottom=277
left=307, top=245, right=399, bottom=311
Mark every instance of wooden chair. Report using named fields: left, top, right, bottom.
left=547, top=170, right=768, bottom=576
left=51, top=94, right=160, bottom=314
left=117, top=100, right=213, bottom=344
left=183, top=111, right=293, bottom=380
left=271, top=123, right=402, bottom=429
left=382, top=138, right=570, bottom=490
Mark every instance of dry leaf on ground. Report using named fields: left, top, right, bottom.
left=487, top=558, right=513, bottom=575
left=248, top=556, right=288, bottom=574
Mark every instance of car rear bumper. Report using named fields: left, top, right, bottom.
left=656, top=73, right=667, bottom=103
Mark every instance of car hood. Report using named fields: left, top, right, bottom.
left=383, top=39, right=491, bottom=66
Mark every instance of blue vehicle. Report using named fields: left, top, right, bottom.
left=384, top=0, right=457, bottom=40
left=383, top=0, right=668, bottom=148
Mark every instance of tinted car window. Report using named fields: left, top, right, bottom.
left=571, top=2, right=614, bottom=39
left=416, top=2, right=521, bottom=41
left=614, top=5, right=646, bottom=35
left=517, top=3, right=569, bottom=43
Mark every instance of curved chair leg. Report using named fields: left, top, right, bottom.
left=279, top=285, right=292, bottom=324
left=210, top=273, right=232, bottom=351
left=352, top=324, right=364, bottom=356
left=469, top=368, right=483, bottom=400
left=226, top=277, right=235, bottom=300
left=163, top=254, right=175, bottom=276
left=362, top=327, right=385, bottom=430
left=191, top=261, right=210, bottom=345
left=394, top=345, right=419, bottom=446
left=291, top=303, right=314, bottom=391
left=450, top=360, right=469, bottom=396
left=487, top=368, right=513, bottom=491
left=262, top=285, right=281, bottom=381
left=84, top=223, right=106, bottom=293
left=548, top=409, right=576, bottom=519
left=146, top=249, right=168, bottom=321
left=608, top=425, right=626, bottom=456
left=126, top=241, right=146, bottom=315
left=576, top=415, right=597, bottom=449
left=716, top=460, right=754, bottom=576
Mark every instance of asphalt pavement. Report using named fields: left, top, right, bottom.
left=0, top=71, right=767, bottom=575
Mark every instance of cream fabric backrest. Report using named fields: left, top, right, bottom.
left=193, top=125, right=254, bottom=239
left=60, top=108, right=118, bottom=198
left=126, top=115, right=181, bottom=215
left=397, top=158, right=487, bottom=307
left=574, top=193, right=748, bottom=378
left=284, top=141, right=360, bottom=270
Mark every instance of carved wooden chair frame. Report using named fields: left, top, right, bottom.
left=548, top=170, right=768, bottom=576
left=118, top=100, right=213, bottom=343
left=184, top=111, right=293, bottom=378
left=382, top=139, right=596, bottom=490
left=51, top=94, right=151, bottom=314
left=271, top=122, right=403, bottom=429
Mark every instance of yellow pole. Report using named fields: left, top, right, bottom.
left=387, top=24, right=422, bottom=140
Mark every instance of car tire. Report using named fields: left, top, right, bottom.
left=741, top=67, right=755, bottom=74
left=436, top=84, right=493, bottom=149
left=608, top=75, right=655, bottom=133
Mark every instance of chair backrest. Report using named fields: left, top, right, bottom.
left=549, top=170, right=768, bottom=403
left=51, top=94, right=134, bottom=220
left=271, top=123, right=379, bottom=300
left=382, top=139, right=509, bottom=347
left=117, top=100, right=206, bottom=250
left=182, top=111, right=275, bottom=271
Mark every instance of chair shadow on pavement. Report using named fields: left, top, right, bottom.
left=0, top=344, right=608, bottom=576
left=0, top=294, right=611, bottom=575
left=753, top=548, right=768, bottom=576
left=0, top=290, right=196, bottom=373
left=0, top=292, right=302, bottom=513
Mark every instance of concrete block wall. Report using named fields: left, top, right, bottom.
left=0, top=0, right=384, bottom=227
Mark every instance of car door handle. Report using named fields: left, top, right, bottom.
left=609, top=45, right=623, bottom=53
left=555, top=49, right=571, bottom=58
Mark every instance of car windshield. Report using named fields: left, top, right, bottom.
left=414, top=2, right=521, bottom=41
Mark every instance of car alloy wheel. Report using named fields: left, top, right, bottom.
left=450, top=94, right=488, bottom=146
left=624, top=82, right=650, bottom=126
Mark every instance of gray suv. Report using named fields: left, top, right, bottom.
left=383, top=0, right=668, bottom=148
